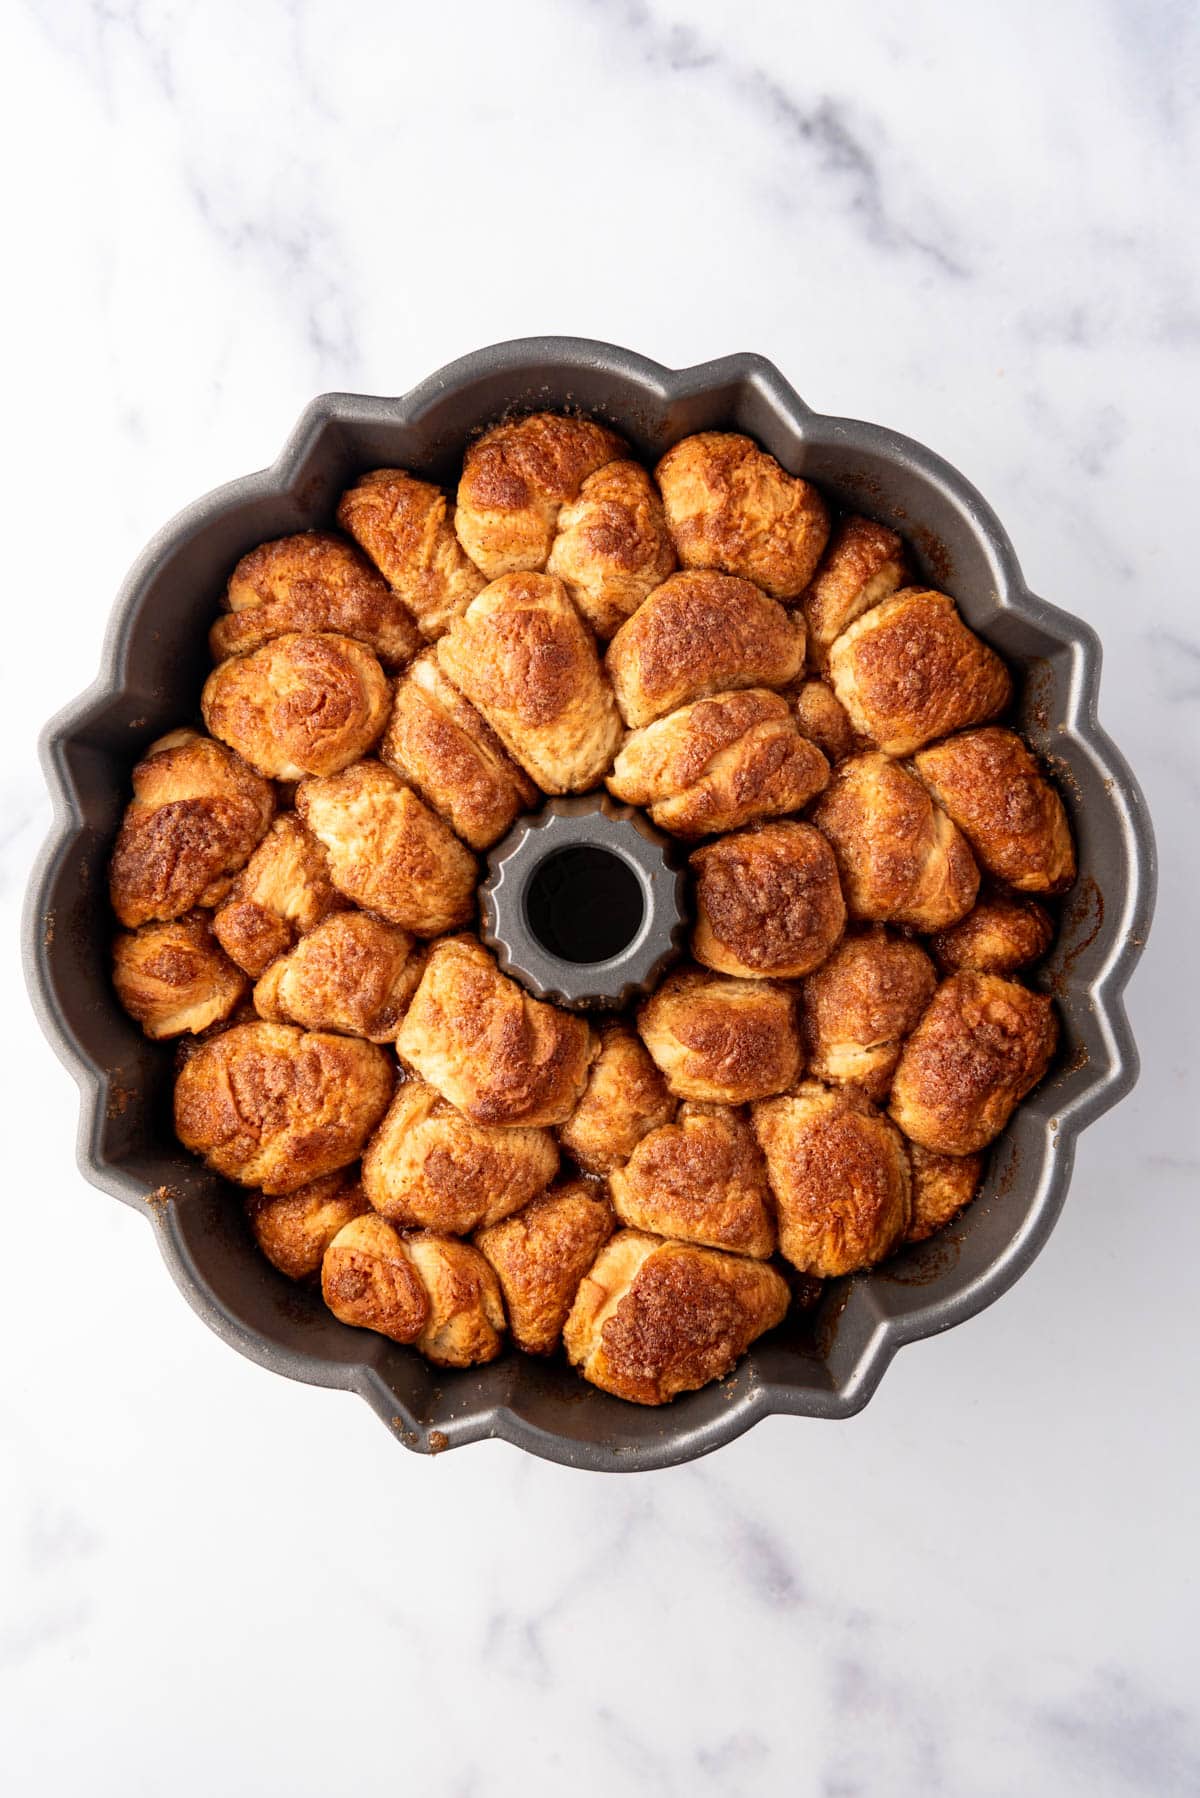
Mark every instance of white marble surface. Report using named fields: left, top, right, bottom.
left=3, top=1, right=1197, bottom=1792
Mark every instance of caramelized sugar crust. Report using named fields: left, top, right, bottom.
left=112, top=419, right=1071, bottom=1406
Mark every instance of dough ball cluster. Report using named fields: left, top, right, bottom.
left=109, top=412, right=1071, bottom=1406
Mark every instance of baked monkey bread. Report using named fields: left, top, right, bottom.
left=109, top=414, right=1072, bottom=1405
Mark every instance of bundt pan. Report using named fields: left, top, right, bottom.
left=25, top=338, right=1156, bottom=1471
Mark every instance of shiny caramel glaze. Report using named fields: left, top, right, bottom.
left=913, top=728, right=1076, bottom=893
left=829, top=588, right=1012, bottom=756
left=655, top=431, right=830, bottom=598
left=337, top=470, right=486, bottom=640
left=475, top=1180, right=615, bottom=1356
left=637, top=965, right=803, bottom=1104
left=252, top=911, right=425, bottom=1042
left=437, top=572, right=622, bottom=793
left=800, top=514, right=906, bottom=670
left=564, top=1229, right=789, bottom=1404
left=174, top=1020, right=393, bottom=1194
left=212, top=530, right=422, bottom=668
left=890, top=972, right=1059, bottom=1155
left=610, top=1102, right=776, bottom=1259
left=608, top=687, right=829, bottom=837
left=547, top=459, right=676, bottom=638
left=690, top=820, right=846, bottom=978
left=800, top=927, right=937, bottom=1102
left=296, top=759, right=476, bottom=936
left=396, top=935, right=594, bottom=1128
left=810, top=751, right=979, bottom=931
left=109, top=730, right=275, bottom=929
left=606, top=570, right=805, bottom=729
left=557, top=1022, right=676, bottom=1175
left=753, top=1081, right=912, bottom=1278
left=455, top=411, right=626, bottom=578
left=381, top=649, right=538, bottom=850
left=363, top=1075, right=558, bottom=1233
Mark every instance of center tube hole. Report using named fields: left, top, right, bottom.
left=525, top=846, right=646, bottom=964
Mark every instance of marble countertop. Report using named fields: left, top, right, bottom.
left=4, top=2, right=1196, bottom=1793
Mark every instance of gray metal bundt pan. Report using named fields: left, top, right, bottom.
left=24, top=338, right=1156, bottom=1471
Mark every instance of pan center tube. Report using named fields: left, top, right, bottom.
left=480, top=794, right=688, bottom=1010
left=525, top=844, right=646, bottom=964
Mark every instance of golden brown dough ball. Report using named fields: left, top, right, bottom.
left=609, top=1103, right=776, bottom=1259
left=362, top=1075, right=558, bottom=1233
left=325, top=1214, right=506, bottom=1364
left=828, top=588, right=1013, bottom=757
left=800, top=929, right=938, bottom=1102
left=605, top=570, right=806, bottom=729
left=174, top=1020, right=393, bottom=1193
left=211, top=531, right=422, bottom=669
left=654, top=432, right=830, bottom=598
left=211, top=814, right=344, bottom=977
left=252, top=911, right=425, bottom=1043
left=435, top=572, right=622, bottom=793
left=638, top=965, right=802, bottom=1104
left=336, top=469, right=487, bottom=640
left=245, top=1171, right=370, bottom=1280
left=607, top=688, right=829, bottom=837
left=913, top=728, right=1076, bottom=893
left=557, top=1022, right=676, bottom=1175
left=690, top=821, right=846, bottom=979
left=109, top=730, right=275, bottom=929
left=112, top=912, right=247, bottom=1039
left=752, top=1082, right=912, bottom=1277
left=403, top=1233, right=507, bottom=1367
left=810, top=751, right=979, bottom=931
left=800, top=515, right=907, bottom=670
left=905, top=1145, right=984, bottom=1244
left=563, top=1230, right=790, bottom=1405
left=321, top=1214, right=430, bottom=1343
left=296, top=760, right=476, bottom=936
left=790, top=678, right=860, bottom=765
left=381, top=648, right=538, bottom=849
left=546, top=459, right=676, bottom=637
left=889, top=971, right=1058, bottom=1155
left=475, top=1180, right=615, bottom=1356
left=455, top=411, right=627, bottom=578
left=928, top=893, right=1056, bottom=975
left=395, top=935, right=594, bottom=1128
left=201, top=632, right=391, bottom=780
left=171, top=998, right=260, bottom=1075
